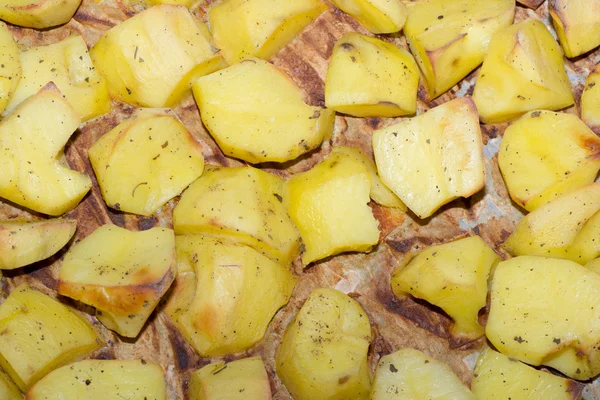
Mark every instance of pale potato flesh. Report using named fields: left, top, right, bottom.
left=330, top=0, right=407, bottom=34
left=0, top=369, right=21, bottom=400
left=549, top=0, right=600, bottom=58
left=0, top=0, right=82, bottom=29
left=0, top=22, right=20, bottom=115
left=582, top=64, right=600, bottom=132
left=587, top=257, right=600, bottom=273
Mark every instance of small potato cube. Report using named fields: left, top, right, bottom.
left=0, top=370, right=21, bottom=400
left=582, top=64, right=600, bottom=132
left=90, top=5, right=225, bottom=108
left=208, top=0, right=327, bottom=64
left=0, top=0, right=81, bottom=29
left=276, top=288, right=371, bottom=400
left=549, top=0, right=600, bottom=59
left=330, top=0, right=407, bottom=34
left=193, top=58, right=334, bottom=164
left=473, top=19, right=574, bottom=124
left=0, top=22, right=20, bottom=115
left=89, top=109, right=204, bottom=216
left=0, top=284, right=103, bottom=391
left=373, top=97, right=484, bottom=219
left=325, top=33, right=419, bottom=118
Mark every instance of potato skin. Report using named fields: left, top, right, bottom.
left=0, top=0, right=82, bottom=29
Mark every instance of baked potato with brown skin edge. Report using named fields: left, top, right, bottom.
left=549, top=0, right=600, bottom=59
left=0, top=0, right=82, bottom=29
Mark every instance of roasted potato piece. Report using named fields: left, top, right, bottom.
left=276, top=288, right=371, bottom=400
left=371, top=348, right=475, bottom=400
left=5, top=35, right=111, bottom=122
left=284, top=149, right=380, bottom=265
left=0, top=370, right=21, bottom=400
left=89, top=109, right=204, bottom=216
left=373, top=97, right=484, bottom=219
left=549, top=0, right=600, bottom=58
left=193, top=58, right=334, bottom=164
left=403, top=0, right=514, bottom=99
left=188, top=357, right=271, bottom=400
left=472, top=19, right=574, bottom=124
left=173, top=166, right=301, bottom=265
left=472, top=348, right=579, bottom=400
left=0, top=284, right=102, bottom=391
left=0, top=0, right=81, bottom=29
left=498, top=111, right=600, bottom=211
left=208, top=0, right=326, bottom=64
left=166, top=234, right=296, bottom=357
left=582, top=64, right=600, bottom=132
left=58, top=224, right=176, bottom=338
left=26, top=359, right=166, bottom=400
left=330, top=0, right=406, bottom=34
left=0, top=219, right=76, bottom=270
left=0, top=84, right=91, bottom=216
left=325, top=33, right=419, bottom=117
left=516, top=0, right=544, bottom=8
left=503, top=182, right=600, bottom=264
left=0, top=22, right=20, bottom=115
left=486, top=256, right=600, bottom=380
left=90, top=5, right=225, bottom=108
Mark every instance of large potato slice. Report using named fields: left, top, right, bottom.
left=0, top=0, right=81, bottom=29
left=582, top=64, right=600, bottom=133
left=329, top=0, right=407, bottom=34
left=0, top=22, right=20, bottom=115
left=549, top=0, right=600, bottom=58
left=373, top=97, right=484, bottom=219
left=276, top=288, right=371, bottom=400
left=193, top=58, right=334, bottom=164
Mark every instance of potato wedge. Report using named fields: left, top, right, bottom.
left=330, top=0, right=407, bottom=34
left=472, top=19, right=574, bottom=124
left=166, top=234, right=296, bottom=357
left=325, top=33, right=419, bottom=117
left=89, top=109, right=204, bottom=216
left=498, top=111, right=600, bottom=211
left=193, top=58, right=334, bottom=164
left=403, top=0, right=514, bottom=99
left=373, top=97, right=484, bottom=219
left=0, top=219, right=76, bottom=270
left=0, top=369, right=21, bottom=400
left=26, top=359, right=166, bottom=400
left=549, top=0, right=600, bottom=58
left=0, top=22, right=20, bottom=115
left=0, top=0, right=81, bottom=29
left=173, top=166, right=301, bottom=265
left=0, top=83, right=91, bottom=216
left=582, top=64, right=600, bottom=133
left=486, top=256, right=600, bottom=380
left=58, top=224, right=176, bottom=338
left=90, top=5, right=225, bottom=108
left=276, top=288, right=371, bottom=400
left=208, top=0, right=326, bottom=64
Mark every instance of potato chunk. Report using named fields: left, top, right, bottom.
left=472, top=348, right=579, bottom=400
left=517, top=0, right=544, bottom=8
left=5, top=35, right=111, bottom=122
left=371, top=348, right=474, bottom=400
left=0, top=284, right=102, bottom=391
left=90, top=5, right=225, bottom=108
left=0, top=22, right=20, bottom=115
left=325, top=33, right=419, bottom=118
left=498, top=111, right=600, bottom=211
left=208, top=0, right=326, bottom=64
left=0, top=370, right=21, bottom=400
left=0, top=219, right=76, bottom=270
left=486, top=256, right=600, bottom=380
left=503, top=182, right=600, bottom=264
left=403, top=0, right=514, bottom=99
left=373, top=97, right=484, bottom=219
left=284, top=149, right=380, bottom=265
left=587, top=258, right=600, bottom=273
left=330, top=0, right=407, bottom=34
left=58, top=224, right=176, bottom=338
left=193, top=58, right=334, bottom=164
left=0, top=84, right=91, bottom=216
left=89, top=109, right=204, bottom=216
left=582, top=64, right=600, bottom=132
left=0, top=0, right=81, bottom=29
left=549, top=0, right=600, bottom=59
left=472, top=19, right=574, bottom=124
left=173, top=166, right=301, bottom=265
left=189, top=357, right=271, bottom=400
left=26, top=359, right=166, bottom=400
left=276, top=288, right=371, bottom=400
left=166, top=234, right=296, bottom=357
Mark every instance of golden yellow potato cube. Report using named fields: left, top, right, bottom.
left=88, top=109, right=204, bottom=216
left=486, top=256, right=600, bottom=380
left=276, top=288, right=371, bottom=400
left=284, top=149, right=380, bottom=265
left=90, top=5, right=225, bottom=108
left=403, top=0, right=514, bottom=99
left=499, top=111, right=600, bottom=211
left=188, top=357, right=271, bottom=400
left=0, top=219, right=76, bottom=270
left=193, top=58, right=334, bottom=164
left=0, top=284, right=103, bottom=391
left=330, top=0, right=407, bottom=34
left=58, top=224, right=176, bottom=338
left=325, top=33, right=419, bottom=118
left=373, top=97, right=484, bottom=219
left=166, top=234, right=296, bottom=357
left=371, top=348, right=475, bottom=400
left=549, top=0, right=600, bottom=59
left=0, top=0, right=81, bottom=29
left=472, top=19, right=574, bottom=124
left=5, top=35, right=111, bottom=122
left=26, top=359, right=166, bottom=400
left=173, top=166, right=301, bottom=265
left=0, top=22, right=20, bottom=115
left=582, top=64, right=600, bottom=132
left=0, top=84, right=91, bottom=216
left=208, top=0, right=326, bottom=64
